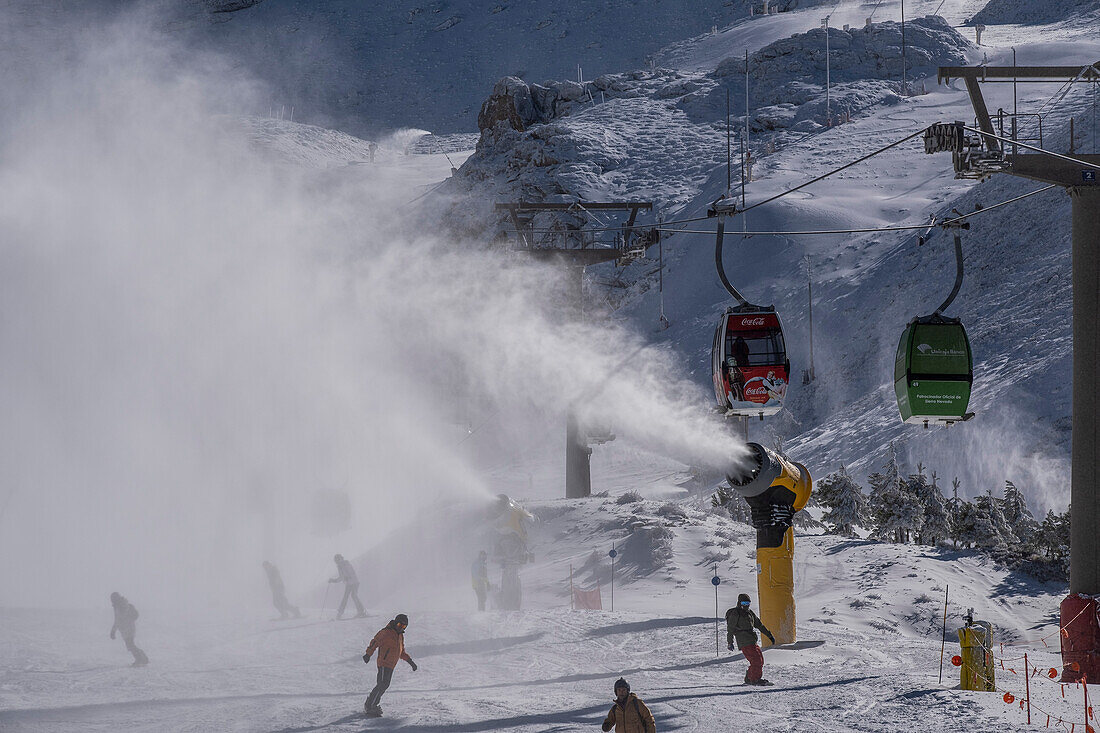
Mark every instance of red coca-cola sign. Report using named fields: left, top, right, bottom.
left=727, top=312, right=780, bottom=331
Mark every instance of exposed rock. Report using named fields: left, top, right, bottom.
left=204, top=0, right=266, bottom=12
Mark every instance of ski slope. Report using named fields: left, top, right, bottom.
left=0, top=490, right=1074, bottom=732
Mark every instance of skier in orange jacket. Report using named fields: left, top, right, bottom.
left=361, top=613, right=417, bottom=717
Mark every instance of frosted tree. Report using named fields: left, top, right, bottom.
left=1001, top=480, right=1032, bottom=523
left=912, top=468, right=950, bottom=547
left=1038, top=507, right=1070, bottom=560
left=951, top=499, right=980, bottom=549
left=971, top=489, right=1015, bottom=550
left=947, top=477, right=964, bottom=548
left=868, top=443, right=922, bottom=542
left=712, top=483, right=752, bottom=524
left=817, top=465, right=869, bottom=537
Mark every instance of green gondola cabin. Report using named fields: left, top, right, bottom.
left=894, top=315, right=974, bottom=427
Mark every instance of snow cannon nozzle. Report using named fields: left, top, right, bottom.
left=724, top=443, right=813, bottom=549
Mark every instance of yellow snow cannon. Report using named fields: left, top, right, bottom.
left=725, top=443, right=812, bottom=646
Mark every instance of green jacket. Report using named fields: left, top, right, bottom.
left=725, top=606, right=773, bottom=649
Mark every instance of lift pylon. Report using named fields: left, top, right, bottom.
left=929, top=62, right=1100, bottom=683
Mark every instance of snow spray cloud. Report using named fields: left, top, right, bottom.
left=0, top=7, right=745, bottom=610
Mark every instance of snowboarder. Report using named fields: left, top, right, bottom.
left=263, top=561, right=302, bottom=620
left=601, top=677, right=656, bottom=733
left=109, top=592, right=148, bottom=666
left=368, top=141, right=378, bottom=163
left=471, top=550, right=490, bottom=611
left=362, top=613, right=418, bottom=717
left=726, top=593, right=776, bottom=685
left=329, top=553, right=366, bottom=619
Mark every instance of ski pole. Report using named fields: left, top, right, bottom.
left=938, top=584, right=949, bottom=684
left=712, top=566, right=722, bottom=658
left=320, top=582, right=332, bottom=620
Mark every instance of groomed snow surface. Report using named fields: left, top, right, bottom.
left=0, top=490, right=1076, bottom=732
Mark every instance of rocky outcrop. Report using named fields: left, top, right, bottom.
left=204, top=0, right=267, bottom=12
left=716, top=16, right=971, bottom=107
left=477, top=76, right=600, bottom=134
left=969, top=0, right=1100, bottom=26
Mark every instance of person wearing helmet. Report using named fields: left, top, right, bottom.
left=471, top=550, right=490, bottom=611
left=329, top=553, right=366, bottom=619
left=725, top=593, right=775, bottom=685
left=109, top=592, right=148, bottom=666
left=362, top=613, right=418, bottom=717
left=601, top=677, right=655, bottom=732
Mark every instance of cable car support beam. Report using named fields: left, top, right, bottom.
left=929, top=62, right=1100, bottom=684
left=495, top=201, right=660, bottom=500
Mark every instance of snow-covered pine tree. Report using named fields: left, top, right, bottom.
left=915, top=469, right=950, bottom=547
left=867, top=443, right=920, bottom=542
left=1000, top=480, right=1040, bottom=555
left=817, top=465, right=869, bottom=537
left=1038, top=507, right=1070, bottom=560
left=951, top=498, right=980, bottom=548
left=947, top=477, right=964, bottom=548
left=712, top=483, right=752, bottom=524
left=1001, top=480, right=1032, bottom=523
left=971, top=489, right=1016, bottom=550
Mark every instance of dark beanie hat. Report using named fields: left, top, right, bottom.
left=395, top=613, right=409, bottom=625
left=614, top=677, right=630, bottom=692
left=738, top=593, right=751, bottom=604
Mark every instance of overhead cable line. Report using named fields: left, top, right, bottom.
left=513, top=126, right=932, bottom=236
left=658, top=184, right=1057, bottom=237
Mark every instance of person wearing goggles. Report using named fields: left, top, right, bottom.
left=362, top=613, right=418, bottom=717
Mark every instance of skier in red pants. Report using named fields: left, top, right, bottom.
left=725, top=593, right=776, bottom=685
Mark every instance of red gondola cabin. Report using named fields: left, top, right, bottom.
left=711, top=307, right=789, bottom=418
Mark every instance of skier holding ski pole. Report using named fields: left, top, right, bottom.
left=726, top=593, right=776, bottom=686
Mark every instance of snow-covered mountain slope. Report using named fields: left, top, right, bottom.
left=438, top=0, right=1100, bottom=509
left=159, top=0, right=819, bottom=136
left=0, top=492, right=1073, bottom=732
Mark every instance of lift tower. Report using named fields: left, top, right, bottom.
left=929, top=62, right=1100, bottom=682
left=496, top=201, right=659, bottom=498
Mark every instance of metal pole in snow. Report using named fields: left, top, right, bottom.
left=938, top=585, right=949, bottom=683
left=823, top=17, right=830, bottom=124
left=609, top=546, right=617, bottom=612
left=712, top=566, right=722, bottom=658
left=726, top=89, right=732, bottom=195
left=1025, top=652, right=1032, bottom=724
left=320, top=582, right=331, bottom=621
left=744, top=49, right=750, bottom=153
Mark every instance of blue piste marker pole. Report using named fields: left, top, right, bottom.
left=609, top=547, right=617, bottom=611
left=712, top=566, right=722, bottom=657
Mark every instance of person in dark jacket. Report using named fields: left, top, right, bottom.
left=601, top=677, right=656, bottom=733
left=109, top=592, right=148, bottom=666
left=263, top=561, right=302, bottom=619
left=362, top=613, right=418, bottom=717
left=471, top=550, right=490, bottom=611
left=725, top=593, right=775, bottom=685
left=329, top=553, right=366, bottom=619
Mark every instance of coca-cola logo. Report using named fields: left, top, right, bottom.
left=744, top=386, right=767, bottom=396
left=740, top=317, right=766, bottom=326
